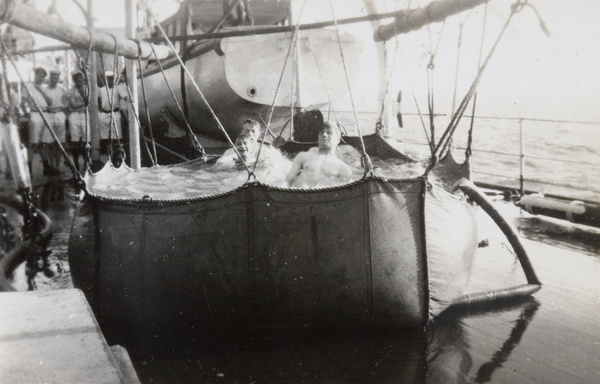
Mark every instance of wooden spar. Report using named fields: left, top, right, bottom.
left=0, top=0, right=170, bottom=60
left=144, top=11, right=406, bottom=43
left=374, top=0, right=490, bottom=42
left=9, top=44, right=71, bottom=55
left=0, top=0, right=492, bottom=55
left=139, top=0, right=492, bottom=44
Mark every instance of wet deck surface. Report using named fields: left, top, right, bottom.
left=2, top=182, right=600, bottom=383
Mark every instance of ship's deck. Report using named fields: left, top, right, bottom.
left=1, top=179, right=599, bottom=383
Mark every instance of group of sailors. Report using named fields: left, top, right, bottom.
left=17, top=67, right=127, bottom=177
left=9, top=66, right=362, bottom=188
left=216, top=118, right=362, bottom=188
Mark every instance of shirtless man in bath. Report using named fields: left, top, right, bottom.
left=285, top=122, right=353, bottom=188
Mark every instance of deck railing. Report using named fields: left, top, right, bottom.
left=386, top=113, right=600, bottom=203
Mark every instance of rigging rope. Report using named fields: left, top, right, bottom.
left=148, top=43, right=207, bottom=158
left=451, top=17, right=465, bottom=117
left=98, top=52, right=120, bottom=152
left=425, top=0, right=528, bottom=175
left=304, top=34, right=339, bottom=125
left=120, top=66, right=159, bottom=166
left=1, top=41, right=83, bottom=185
left=465, top=3, right=488, bottom=161
left=109, top=36, right=121, bottom=145
left=398, top=51, right=431, bottom=147
left=252, top=0, right=308, bottom=178
left=134, top=40, right=158, bottom=165
left=139, top=0, right=255, bottom=178
left=376, top=0, right=413, bottom=134
left=71, top=27, right=95, bottom=172
left=425, top=20, right=446, bottom=156
left=289, top=26, right=298, bottom=141
left=328, top=0, right=373, bottom=177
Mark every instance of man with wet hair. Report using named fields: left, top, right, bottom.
left=285, top=121, right=353, bottom=188
left=215, top=118, right=292, bottom=183
left=215, top=119, right=263, bottom=166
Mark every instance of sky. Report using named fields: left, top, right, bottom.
left=25, top=0, right=600, bottom=122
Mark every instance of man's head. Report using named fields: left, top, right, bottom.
left=241, top=118, right=261, bottom=140
left=318, top=122, right=341, bottom=151
left=233, top=119, right=262, bottom=162
left=234, top=129, right=258, bottom=162
left=72, top=72, right=84, bottom=88
left=34, top=67, right=47, bottom=84
left=49, top=70, right=60, bottom=87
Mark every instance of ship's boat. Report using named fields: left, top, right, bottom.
left=138, top=0, right=363, bottom=145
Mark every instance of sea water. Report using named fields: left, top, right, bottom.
left=389, top=114, right=600, bottom=202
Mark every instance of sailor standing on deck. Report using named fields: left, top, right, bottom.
left=63, top=71, right=89, bottom=171
left=45, top=70, right=67, bottom=174
left=98, top=71, right=127, bottom=163
left=20, top=67, right=57, bottom=176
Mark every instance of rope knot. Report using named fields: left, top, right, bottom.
left=361, top=154, right=374, bottom=178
